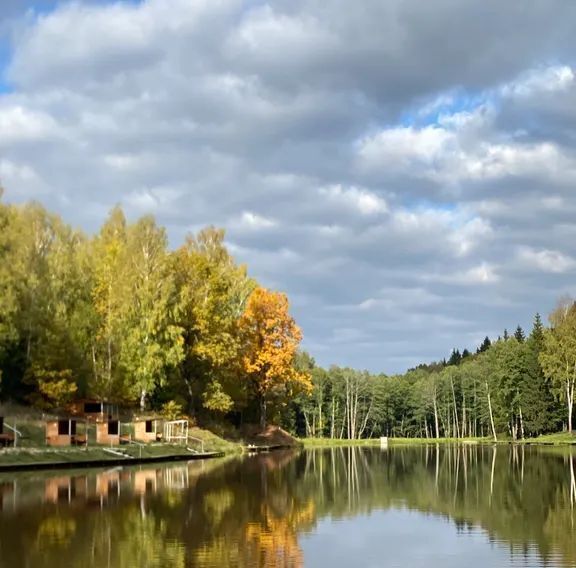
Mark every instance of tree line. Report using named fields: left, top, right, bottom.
left=291, top=305, right=576, bottom=439
left=0, top=192, right=310, bottom=427
left=1, top=193, right=575, bottom=439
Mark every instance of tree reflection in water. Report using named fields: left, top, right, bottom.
left=0, top=446, right=575, bottom=567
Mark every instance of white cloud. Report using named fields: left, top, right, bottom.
left=238, top=211, right=277, bottom=229
left=1, top=1, right=576, bottom=372
left=518, top=248, right=576, bottom=273
left=357, top=125, right=452, bottom=173
left=0, top=104, right=60, bottom=144
left=426, top=262, right=499, bottom=285
left=320, top=184, right=387, bottom=215
left=122, top=186, right=184, bottom=215
left=502, top=65, right=575, bottom=98
left=357, top=104, right=576, bottom=188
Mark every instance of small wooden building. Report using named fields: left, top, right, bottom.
left=133, top=417, right=163, bottom=443
left=0, top=417, right=15, bottom=448
left=46, top=418, right=86, bottom=447
left=96, top=419, right=122, bottom=445
left=69, top=400, right=119, bottom=422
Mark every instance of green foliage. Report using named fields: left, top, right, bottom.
left=290, top=314, right=562, bottom=441
left=24, top=368, right=78, bottom=409
left=202, top=380, right=233, bottom=413
left=540, top=299, right=576, bottom=432
left=0, top=192, right=572, bottom=442
left=172, top=226, right=255, bottom=415
left=161, top=400, right=184, bottom=421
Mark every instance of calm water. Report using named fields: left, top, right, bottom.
left=0, top=445, right=575, bottom=567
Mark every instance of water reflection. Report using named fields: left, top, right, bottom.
left=0, top=446, right=574, bottom=567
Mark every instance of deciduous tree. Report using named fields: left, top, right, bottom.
left=239, top=287, right=311, bottom=428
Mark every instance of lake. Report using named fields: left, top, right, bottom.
left=0, top=445, right=575, bottom=567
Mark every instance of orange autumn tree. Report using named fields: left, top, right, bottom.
left=239, top=287, right=311, bottom=428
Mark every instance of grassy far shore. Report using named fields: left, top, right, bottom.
left=300, top=432, right=576, bottom=447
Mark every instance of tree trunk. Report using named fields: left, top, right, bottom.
left=259, top=396, right=267, bottom=430
left=303, top=411, right=311, bottom=438
left=330, top=397, right=335, bottom=439
left=567, top=377, right=574, bottom=433
left=140, top=389, right=147, bottom=412
left=433, top=396, right=440, bottom=439
left=450, top=376, right=460, bottom=438
left=486, top=382, right=498, bottom=442
left=461, top=392, right=466, bottom=438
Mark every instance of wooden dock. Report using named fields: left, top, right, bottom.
left=245, top=444, right=294, bottom=453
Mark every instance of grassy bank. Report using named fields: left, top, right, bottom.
left=301, top=437, right=489, bottom=447
left=527, top=432, right=576, bottom=445
left=301, top=437, right=380, bottom=447
left=0, top=416, right=241, bottom=469
left=301, top=434, right=576, bottom=447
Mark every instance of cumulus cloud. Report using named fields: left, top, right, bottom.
left=1, top=0, right=576, bottom=371
left=319, top=185, right=388, bottom=216
left=518, top=248, right=576, bottom=274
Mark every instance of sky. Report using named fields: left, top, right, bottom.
left=1, top=0, right=576, bottom=374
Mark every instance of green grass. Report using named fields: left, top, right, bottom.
left=302, top=434, right=576, bottom=447
left=386, top=437, right=491, bottom=445
left=187, top=426, right=242, bottom=454
left=301, top=437, right=381, bottom=447
left=527, top=432, right=576, bottom=445
left=0, top=447, right=126, bottom=465
left=302, top=436, right=493, bottom=447
left=0, top=442, right=229, bottom=468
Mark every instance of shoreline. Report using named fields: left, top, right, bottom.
left=0, top=449, right=225, bottom=472
left=300, top=435, right=576, bottom=448
left=2, top=433, right=574, bottom=473
left=0, top=440, right=298, bottom=473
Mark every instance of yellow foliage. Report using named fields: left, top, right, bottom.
left=239, top=287, right=311, bottom=409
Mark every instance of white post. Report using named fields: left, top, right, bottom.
left=380, top=436, right=388, bottom=449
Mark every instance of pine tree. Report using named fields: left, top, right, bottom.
left=448, top=349, right=462, bottom=366
left=514, top=325, right=525, bottom=343
left=520, top=313, right=559, bottom=435
left=530, top=313, right=544, bottom=346
left=477, top=336, right=491, bottom=353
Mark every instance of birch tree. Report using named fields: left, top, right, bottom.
left=120, top=216, right=183, bottom=410
left=540, top=299, right=576, bottom=433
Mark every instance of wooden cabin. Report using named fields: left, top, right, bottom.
left=133, top=417, right=163, bottom=443
left=69, top=400, right=119, bottom=422
left=0, top=417, right=15, bottom=447
left=46, top=418, right=86, bottom=447
left=96, top=419, right=122, bottom=445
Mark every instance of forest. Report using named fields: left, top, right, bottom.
left=1, top=192, right=575, bottom=440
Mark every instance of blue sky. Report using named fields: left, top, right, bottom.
left=2, top=0, right=576, bottom=373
